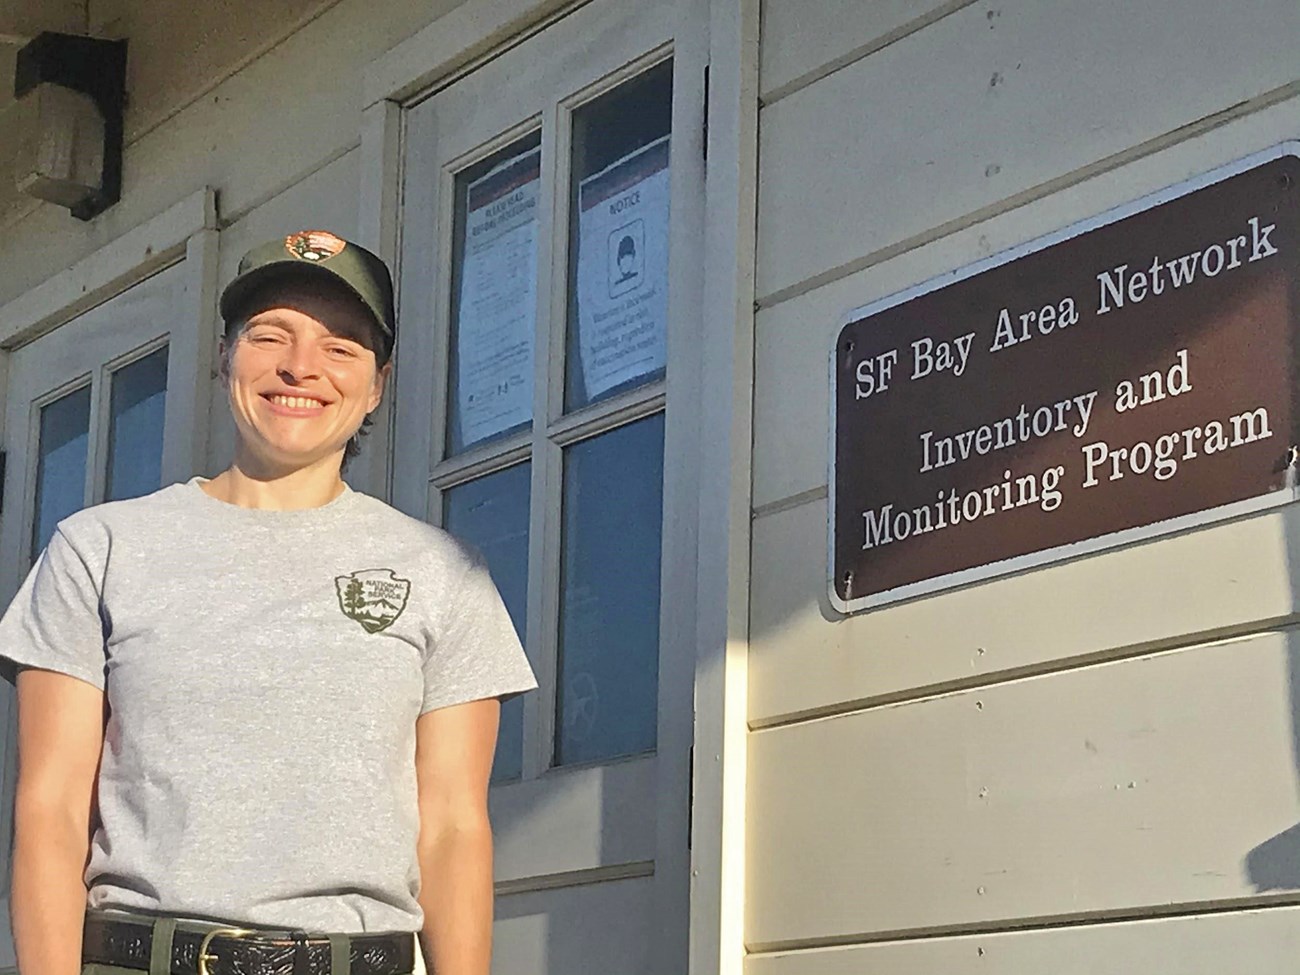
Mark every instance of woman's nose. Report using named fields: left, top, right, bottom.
left=277, top=343, right=322, bottom=382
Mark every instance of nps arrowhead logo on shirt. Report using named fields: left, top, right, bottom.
left=335, top=569, right=411, bottom=633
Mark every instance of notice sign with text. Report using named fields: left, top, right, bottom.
left=832, top=147, right=1299, bottom=612
left=574, top=136, right=670, bottom=403
left=454, top=147, right=541, bottom=450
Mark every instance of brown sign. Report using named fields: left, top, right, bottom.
left=832, top=148, right=1299, bottom=612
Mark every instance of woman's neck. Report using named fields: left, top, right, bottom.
left=200, top=457, right=348, bottom=510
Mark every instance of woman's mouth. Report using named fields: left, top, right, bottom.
left=263, top=393, right=329, bottom=413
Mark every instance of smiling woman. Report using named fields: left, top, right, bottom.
left=0, top=230, right=537, bottom=975
left=219, top=283, right=390, bottom=485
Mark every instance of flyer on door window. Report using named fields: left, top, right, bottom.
left=455, top=146, right=541, bottom=448
left=574, top=136, right=670, bottom=403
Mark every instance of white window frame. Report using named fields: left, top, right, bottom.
left=360, top=1, right=756, bottom=973
left=394, top=25, right=702, bottom=917
left=427, top=45, right=675, bottom=783
left=0, top=188, right=219, bottom=972
left=0, top=187, right=219, bottom=505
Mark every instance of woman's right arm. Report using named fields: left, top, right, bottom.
left=11, top=668, right=106, bottom=975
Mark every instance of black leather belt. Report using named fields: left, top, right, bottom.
left=82, top=912, right=416, bottom=975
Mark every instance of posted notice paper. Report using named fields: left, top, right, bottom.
left=455, top=146, right=541, bottom=448
left=574, top=136, right=670, bottom=403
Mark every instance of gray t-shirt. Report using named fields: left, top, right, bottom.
left=0, top=478, right=536, bottom=932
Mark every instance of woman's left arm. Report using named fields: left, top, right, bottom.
left=414, top=696, right=501, bottom=975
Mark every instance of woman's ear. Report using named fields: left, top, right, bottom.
left=368, top=361, right=393, bottom=413
left=217, top=338, right=231, bottom=387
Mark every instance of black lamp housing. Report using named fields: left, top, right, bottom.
left=14, top=32, right=127, bottom=221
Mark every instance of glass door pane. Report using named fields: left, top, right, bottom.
left=443, top=462, right=532, bottom=781
left=30, top=386, right=92, bottom=560
left=106, top=346, right=169, bottom=502
left=555, top=413, right=665, bottom=765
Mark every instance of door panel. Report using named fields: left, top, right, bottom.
left=0, top=262, right=185, bottom=968
left=397, top=0, right=705, bottom=971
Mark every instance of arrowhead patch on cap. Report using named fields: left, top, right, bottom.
left=285, top=230, right=347, bottom=262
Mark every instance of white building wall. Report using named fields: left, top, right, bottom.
left=0, top=0, right=468, bottom=307
left=9, top=0, right=1300, bottom=967
left=0, top=2, right=675, bottom=969
left=0, top=0, right=478, bottom=493
left=746, top=0, right=1300, bottom=968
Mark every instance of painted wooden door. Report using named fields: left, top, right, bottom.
left=396, top=0, right=707, bottom=970
left=0, top=261, right=188, bottom=968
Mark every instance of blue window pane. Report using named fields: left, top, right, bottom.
left=443, top=462, right=531, bottom=782
left=107, top=347, right=168, bottom=502
left=556, top=413, right=664, bottom=766
left=31, top=386, right=91, bottom=561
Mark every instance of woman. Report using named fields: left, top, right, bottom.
left=0, top=230, right=536, bottom=975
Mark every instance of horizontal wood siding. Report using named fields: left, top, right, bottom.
left=755, top=0, right=1300, bottom=304
left=758, top=0, right=965, bottom=101
left=749, top=498, right=1300, bottom=725
left=747, top=0, right=1300, bottom=963
left=752, top=86, right=1300, bottom=513
left=747, top=905, right=1300, bottom=974
left=746, top=631, right=1300, bottom=945
left=0, top=0, right=472, bottom=308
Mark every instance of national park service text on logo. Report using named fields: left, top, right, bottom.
left=335, top=568, right=411, bottom=633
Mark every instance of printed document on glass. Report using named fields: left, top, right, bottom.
left=455, top=147, right=541, bottom=448
left=574, top=136, right=670, bottom=402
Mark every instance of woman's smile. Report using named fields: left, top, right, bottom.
left=261, top=391, right=333, bottom=415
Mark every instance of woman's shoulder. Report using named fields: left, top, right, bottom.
left=346, top=492, right=482, bottom=568
left=55, top=481, right=194, bottom=540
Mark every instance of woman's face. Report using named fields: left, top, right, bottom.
left=222, top=284, right=389, bottom=475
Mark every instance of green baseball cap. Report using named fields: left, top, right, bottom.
left=219, top=230, right=396, bottom=353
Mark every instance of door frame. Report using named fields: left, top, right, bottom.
left=393, top=4, right=704, bottom=972
left=0, top=188, right=219, bottom=972
left=361, top=1, right=756, bottom=973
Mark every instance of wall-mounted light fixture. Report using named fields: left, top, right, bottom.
left=13, top=33, right=126, bottom=221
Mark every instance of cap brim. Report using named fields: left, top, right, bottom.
left=219, top=261, right=393, bottom=341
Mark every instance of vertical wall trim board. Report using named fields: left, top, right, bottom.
left=354, top=100, right=404, bottom=501
left=166, top=227, right=220, bottom=481
left=689, top=1, right=760, bottom=974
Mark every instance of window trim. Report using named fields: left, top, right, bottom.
left=0, top=193, right=219, bottom=965
left=371, top=3, right=742, bottom=971
left=26, top=374, right=94, bottom=566
left=425, top=53, right=678, bottom=779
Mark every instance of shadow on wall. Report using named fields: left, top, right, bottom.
left=1245, top=621, right=1300, bottom=891
left=1244, top=257, right=1300, bottom=892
